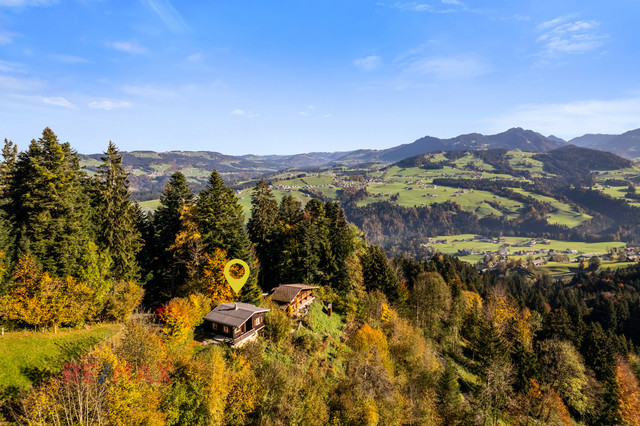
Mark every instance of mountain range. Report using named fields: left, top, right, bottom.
left=80, top=127, right=640, bottom=197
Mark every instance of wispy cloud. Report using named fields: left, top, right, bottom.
left=484, top=97, right=640, bottom=139
left=105, top=40, right=147, bottom=55
left=0, top=59, right=24, bottom=73
left=141, top=0, right=188, bottom=33
left=354, top=55, right=382, bottom=72
left=380, top=1, right=463, bottom=13
left=0, top=29, right=18, bottom=45
left=186, top=52, right=203, bottom=62
left=537, top=16, right=607, bottom=56
left=43, top=96, right=75, bottom=108
left=231, top=109, right=258, bottom=118
left=50, top=54, right=90, bottom=64
left=89, top=100, right=132, bottom=110
left=388, top=52, right=490, bottom=89
left=0, top=0, right=55, bottom=7
left=0, top=74, right=44, bottom=91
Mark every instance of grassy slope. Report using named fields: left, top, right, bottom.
left=0, top=324, right=120, bottom=389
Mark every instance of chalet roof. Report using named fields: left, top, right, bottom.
left=204, top=303, right=269, bottom=328
left=270, top=284, right=319, bottom=304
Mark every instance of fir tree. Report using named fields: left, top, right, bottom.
left=247, top=178, right=278, bottom=289
left=93, top=142, right=142, bottom=281
left=196, top=170, right=261, bottom=304
left=362, top=245, right=399, bottom=301
left=151, top=171, right=194, bottom=299
left=274, top=195, right=305, bottom=285
left=8, top=128, right=93, bottom=276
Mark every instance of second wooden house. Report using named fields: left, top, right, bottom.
left=270, top=284, right=318, bottom=315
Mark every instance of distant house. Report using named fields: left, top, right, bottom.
left=203, top=302, right=269, bottom=347
left=566, top=249, right=578, bottom=254
left=458, top=248, right=475, bottom=256
left=498, top=248, right=510, bottom=256
left=532, top=259, right=545, bottom=267
left=270, top=284, right=319, bottom=314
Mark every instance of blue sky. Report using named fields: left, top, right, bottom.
left=1, top=0, right=639, bottom=155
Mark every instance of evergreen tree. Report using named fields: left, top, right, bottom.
left=247, top=179, right=278, bottom=289
left=196, top=170, right=261, bottom=304
left=362, top=245, right=399, bottom=301
left=437, top=360, right=462, bottom=423
left=93, top=142, right=142, bottom=281
left=7, top=128, right=93, bottom=276
left=274, top=195, right=305, bottom=285
left=324, top=201, right=354, bottom=293
left=300, top=199, right=326, bottom=284
left=151, top=171, right=194, bottom=299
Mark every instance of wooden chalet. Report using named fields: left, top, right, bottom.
left=203, top=302, right=269, bottom=347
left=270, top=284, right=318, bottom=314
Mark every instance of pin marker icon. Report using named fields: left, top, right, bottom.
left=224, top=259, right=250, bottom=294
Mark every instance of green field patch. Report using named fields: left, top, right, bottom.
left=138, top=199, right=161, bottom=211
left=0, top=324, right=120, bottom=389
left=425, top=235, right=626, bottom=265
left=507, top=151, right=546, bottom=174
left=511, top=188, right=591, bottom=228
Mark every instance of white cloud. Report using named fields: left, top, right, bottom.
left=354, top=55, right=382, bottom=71
left=231, top=109, right=258, bottom=118
left=186, top=52, right=203, bottom=62
left=382, top=1, right=464, bottom=13
left=0, top=74, right=44, bottom=91
left=88, top=100, right=131, bottom=110
left=0, top=29, right=17, bottom=45
left=105, top=40, right=147, bottom=54
left=0, top=0, right=55, bottom=7
left=141, top=0, right=188, bottom=33
left=0, top=59, right=23, bottom=73
left=394, top=54, right=490, bottom=87
left=537, top=16, right=607, bottom=56
left=50, top=54, right=90, bottom=64
left=484, top=97, right=640, bottom=139
left=43, top=96, right=75, bottom=108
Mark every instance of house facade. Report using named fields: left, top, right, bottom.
left=203, top=302, right=269, bottom=347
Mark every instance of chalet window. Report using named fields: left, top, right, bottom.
left=223, top=325, right=229, bottom=334
left=212, top=323, right=218, bottom=330
left=255, top=316, right=262, bottom=326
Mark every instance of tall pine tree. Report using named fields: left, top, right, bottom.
left=196, top=170, right=261, bottom=304
left=150, top=171, right=194, bottom=299
left=247, top=178, right=278, bottom=289
left=93, top=142, right=142, bottom=281
left=7, top=128, right=93, bottom=276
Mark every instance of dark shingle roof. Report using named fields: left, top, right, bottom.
left=204, top=303, right=269, bottom=328
left=270, top=284, right=319, bottom=304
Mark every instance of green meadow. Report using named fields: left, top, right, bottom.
left=0, top=324, right=120, bottom=389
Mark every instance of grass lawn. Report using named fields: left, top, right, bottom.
left=0, top=324, right=120, bottom=389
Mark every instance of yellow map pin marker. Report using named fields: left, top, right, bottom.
left=224, top=259, right=250, bottom=294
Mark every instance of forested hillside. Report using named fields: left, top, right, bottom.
left=2, top=129, right=640, bottom=425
